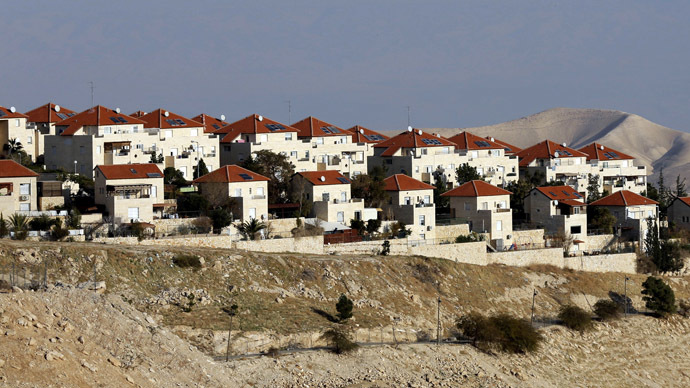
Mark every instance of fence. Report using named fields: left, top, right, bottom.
left=0, top=260, right=49, bottom=290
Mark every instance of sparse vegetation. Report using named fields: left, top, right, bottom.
left=235, top=218, right=267, bottom=240
left=642, top=276, right=676, bottom=317
left=0, top=214, right=8, bottom=238
left=593, top=299, right=623, bottom=321
left=9, top=213, right=29, bottom=240
left=380, top=240, right=391, bottom=256
left=173, top=254, right=203, bottom=270
left=456, top=312, right=542, bottom=354
left=558, top=305, right=593, bottom=331
left=336, top=294, right=354, bottom=322
left=320, top=326, right=359, bottom=354
left=455, top=232, right=484, bottom=243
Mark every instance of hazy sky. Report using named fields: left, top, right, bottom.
left=3, top=1, right=689, bottom=132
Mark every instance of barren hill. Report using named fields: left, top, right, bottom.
left=423, top=107, right=690, bottom=184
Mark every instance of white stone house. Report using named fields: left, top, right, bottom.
left=446, top=131, right=519, bottom=187
left=524, top=185, right=588, bottom=251
left=516, top=140, right=591, bottom=197
left=577, top=142, right=647, bottom=196
left=291, top=170, right=364, bottom=226
left=0, top=160, right=39, bottom=215
left=668, top=197, right=690, bottom=231
left=94, top=163, right=164, bottom=224
left=589, top=190, right=658, bottom=244
left=382, top=174, right=436, bottom=241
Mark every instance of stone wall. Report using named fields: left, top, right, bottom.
left=236, top=236, right=323, bottom=254
left=326, top=239, right=408, bottom=256
left=409, top=241, right=487, bottom=265
left=512, top=229, right=545, bottom=248
left=434, top=224, right=470, bottom=242
left=563, top=253, right=637, bottom=273
left=489, top=248, right=564, bottom=267
left=584, top=234, right=617, bottom=251
left=265, top=218, right=301, bottom=238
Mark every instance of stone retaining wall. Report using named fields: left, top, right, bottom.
left=409, top=241, right=487, bottom=265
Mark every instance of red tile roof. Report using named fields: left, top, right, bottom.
left=193, top=165, right=270, bottom=183
left=447, top=131, right=503, bottom=150
left=24, top=103, right=76, bottom=123
left=349, top=125, right=390, bottom=144
left=673, top=197, right=690, bottom=208
left=57, top=106, right=147, bottom=136
left=374, top=129, right=456, bottom=157
left=95, top=164, right=163, bottom=180
left=192, top=114, right=230, bottom=134
left=0, top=160, right=39, bottom=178
left=291, top=116, right=353, bottom=138
left=515, top=140, right=588, bottom=167
left=138, top=109, right=203, bottom=130
left=296, top=170, right=350, bottom=186
left=215, top=114, right=298, bottom=144
left=129, top=110, right=147, bottom=118
left=384, top=174, right=435, bottom=191
left=486, top=136, right=522, bottom=155
left=589, top=190, right=658, bottom=207
left=578, top=143, right=634, bottom=161
left=441, top=180, right=512, bottom=197
left=534, top=185, right=585, bottom=202
left=0, top=105, right=29, bottom=119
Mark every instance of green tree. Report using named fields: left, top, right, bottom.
left=644, top=218, right=684, bottom=273
left=209, top=207, right=233, bottom=233
left=587, top=207, right=617, bottom=234
left=380, top=240, right=391, bottom=256
left=67, top=209, right=81, bottom=229
left=657, top=168, right=669, bottom=213
left=335, top=294, right=354, bottom=322
left=351, top=169, right=389, bottom=207
left=8, top=213, right=29, bottom=240
left=642, top=276, right=676, bottom=317
left=455, top=163, right=482, bottom=186
left=366, top=218, right=382, bottom=235
left=645, top=183, right=659, bottom=202
left=235, top=218, right=267, bottom=240
left=504, top=178, right=533, bottom=222
left=177, top=193, right=210, bottom=215
left=164, top=167, right=187, bottom=187
left=0, top=214, right=8, bottom=238
left=29, top=214, right=57, bottom=231
left=241, top=150, right=295, bottom=204
left=675, top=175, right=687, bottom=197
left=350, top=219, right=366, bottom=236
left=149, top=153, right=164, bottom=164
left=3, top=138, right=23, bottom=159
left=193, top=158, right=209, bottom=179
left=586, top=174, right=602, bottom=203
left=433, top=167, right=450, bottom=208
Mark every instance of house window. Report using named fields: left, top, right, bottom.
left=20, top=203, right=30, bottom=211
left=290, top=151, right=298, bottom=158
left=128, top=207, right=140, bottom=220
left=496, top=220, right=502, bottom=231
left=322, top=193, right=330, bottom=202
left=498, top=201, right=507, bottom=209
left=354, top=211, right=362, bottom=221
left=425, top=166, right=432, bottom=173
left=27, top=136, right=32, bottom=144
left=96, top=146, right=102, bottom=154
left=419, top=215, right=425, bottom=226
left=316, top=137, right=324, bottom=144
left=179, top=166, right=187, bottom=178
left=464, top=202, right=471, bottom=211
left=424, top=195, right=431, bottom=204
left=337, top=212, right=344, bottom=223
left=191, top=129, right=198, bottom=137
left=235, top=188, right=242, bottom=197
left=136, top=144, right=144, bottom=150
left=570, top=225, right=582, bottom=234
left=249, top=208, right=256, bottom=219
left=257, top=187, right=265, bottom=196
left=573, top=207, right=580, bottom=214
left=420, top=233, right=425, bottom=240
left=421, top=148, right=428, bottom=155
left=285, top=133, right=293, bottom=141
left=481, top=202, right=488, bottom=210
left=341, top=192, right=347, bottom=202
left=20, top=183, right=30, bottom=195
left=164, top=130, right=173, bottom=138
left=15, top=119, right=21, bottom=127
left=151, top=186, right=157, bottom=198
left=415, top=166, right=419, bottom=173
left=404, top=196, right=411, bottom=205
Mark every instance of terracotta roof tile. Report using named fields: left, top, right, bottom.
left=349, top=125, right=390, bottom=144
left=193, top=165, right=269, bottom=183
left=57, top=106, right=147, bottom=136
left=191, top=114, right=230, bottom=134
left=129, top=110, right=147, bottom=118
left=447, top=131, right=503, bottom=150
left=138, top=109, right=203, bottom=130
left=95, top=163, right=163, bottom=180
left=577, top=143, right=635, bottom=161
left=215, top=114, right=298, bottom=144
left=589, top=190, right=658, bottom=207
left=534, top=185, right=585, bottom=201
left=375, top=129, right=456, bottom=157
left=384, top=174, right=435, bottom=191
left=515, top=140, right=588, bottom=167
left=673, top=197, right=690, bottom=208
left=0, top=160, right=39, bottom=178
left=442, top=180, right=512, bottom=197
left=0, top=105, right=29, bottom=119
left=24, top=103, right=76, bottom=123
left=486, top=136, right=522, bottom=155
left=296, top=170, right=350, bottom=186
left=291, top=116, right=353, bottom=138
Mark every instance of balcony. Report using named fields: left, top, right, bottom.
left=414, top=202, right=434, bottom=208
left=251, top=195, right=266, bottom=200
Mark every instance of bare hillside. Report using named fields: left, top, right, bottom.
left=422, top=107, right=690, bottom=183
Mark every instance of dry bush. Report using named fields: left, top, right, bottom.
left=593, top=299, right=623, bottom=321
left=456, top=312, right=542, bottom=354
left=411, top=262, right=440, bottom=285
left=320, top=326, right=359, bottom=354
left=558, top=305, right=593, bottom=332
left=173, top=254, right=202, bottom=270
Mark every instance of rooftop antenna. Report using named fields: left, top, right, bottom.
left=88, top=81, right=95, bottom=107
left=406, top=105, right=411, bottom=128
left=285, top=100, right=291, bottom=124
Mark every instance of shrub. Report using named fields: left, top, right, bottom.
left=380, top=240, right=391, bottom=256
left=173, top=254, right=202, bottom=270
left=642, top=276, right=676, bottom=317
left=336, top=294, right=354, bottom=322
left=210, top=208, right=233, bottom=233
left=320, top=327, right=359, bottom=354
left=593, top=299, right=623, bottom=320
left=456, top=312, right=542, bottom=354
left=558, top=305, right=593, bottom=331
left=67, top=209, right=81, bottom=229
left=455, top=232, right=484, bottom=243
left=29, top=214, right=57, bottom=231
left=678, top=299, right=690, bottom=318
left=51, top=219, right=70, bottom=241
left=0, top=214, right=8, bottom=238
left=192, top=216, right=213, bottom=234
left=265, top=347, right=280, bottom=358
left=9, top=213, right=29, bottom=240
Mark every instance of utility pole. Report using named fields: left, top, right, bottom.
left=436, top=280, right=441, bottom=345
left=89, top=81, right=95, bottom=106
left=624, top=276, right=630, bottom=317
left=406, top=106, right=411, bottom=128
left=285, top=100, right=292, bottom=124
left=530, top=289, right=538, bottom=325
left=225, top=303, right=238, bottom=361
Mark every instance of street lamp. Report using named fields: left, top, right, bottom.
left=73, top=160, right=77, bottom=175
left=530, top=289, right=538, bottom=325
left=624, top=276, right=630, bottom=317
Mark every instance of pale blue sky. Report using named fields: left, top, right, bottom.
left=2, top=1, right=689, bottom=132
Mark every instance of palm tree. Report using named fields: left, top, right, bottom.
left=3, top=138, right=23, bottom=158
left=235, top=218, right=267, bottom=241
left=8, top=213, right=29, bottom=240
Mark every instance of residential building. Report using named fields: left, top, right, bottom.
left=0, top=160, right=39, bottom=215
left=589, top=190, right=658, bottom=243
left=45, top=106, right=218, bottom=179
left=516, top=140, right=591, bottom=196
left=193, top=165, right=269, bottom=222
left=524, top=185, right=587, bottom=250
left=0, top=106, right=34, bottom=162
left=191, top=114, right=229, bottom=133
left=291, top=170, right=364, bottom=225
left=668, top=197, right=690, bottom=231
left=577, top=142, right=647, bottom=196
left=370, top=128, right=461, bottom=186
left=94, top=163, right=164, bottom=224
left=24, top=103, right=77, bottom=159
left=487, top=136, right=522, bottom=156
left=446, top=131, right=519, bottom=186
left=442, top=180, right=512, bottom=247
left=382, top=174, right=436, bottom=241
left=349, top=125, right=389, bottom=145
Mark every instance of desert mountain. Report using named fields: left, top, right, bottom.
left=421, top=107, right=690, bottom=185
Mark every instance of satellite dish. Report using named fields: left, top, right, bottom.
left=54, top=105, right=61, bottom=112
left=320, top=176, right=326, bottom=182
left=417, top=129, right=423, bottom=135
left=554, top=200, right=559, bottom=206
left=561, top=142, right=567, bottom=147
left=258, top=115, right=263, bottom=122
left=220, top=114, right=226, bottom=121
left=9, top=106, right=16, bottom=113
left=359, top=129, right=364, bottom=134
left=115, top=107, right=121, bottom=114
left=164, top=111, right=170, bottom=117
left=407, top=126, right=413, bottom=132
left=554, top=151, right=560, bottom=158
left=600, top=145, right=605, bottom=150
left=490, top=137, right=495, bottom=142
